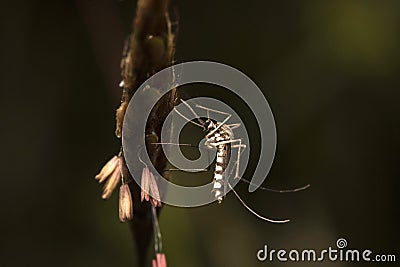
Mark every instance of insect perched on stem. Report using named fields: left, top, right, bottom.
left=159, top=99, right=310, bottom=223
left=174, top=100, right=245, bottom=203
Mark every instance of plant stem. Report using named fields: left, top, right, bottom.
left=117, top=0, right=177, bottom=266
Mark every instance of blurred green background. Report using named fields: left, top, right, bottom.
left=1, top=0, right=399, bottom=266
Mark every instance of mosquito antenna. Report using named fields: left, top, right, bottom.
left=240, top=178, right=311, bottom=193
left=227, top=183, right=290, bottom=223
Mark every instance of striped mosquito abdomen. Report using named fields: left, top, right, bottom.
left=213, top=144, right=231, bottom=202
left=204, top=122, right=233, bottom=203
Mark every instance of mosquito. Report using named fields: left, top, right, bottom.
left=148, top=99, right=309, bottom=223
left=172, top=100, right=244, bottom=201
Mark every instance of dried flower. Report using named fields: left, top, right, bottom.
left=95, top=156, right=118, bottom=183
left=95, top=156, right=122, bottom=199
left=140, top=167, right=161, bottom=207
left=119, top=184, right=133, bottom=222
left=152, top=253, right=167, bottom=267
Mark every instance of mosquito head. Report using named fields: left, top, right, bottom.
left=203, top=119, right=214, bottom=131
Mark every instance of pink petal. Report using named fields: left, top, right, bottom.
left=141, top=167, right=150, bottom=201
left=156, top=253, right=167, bottom=267
left=140, top=167, right=147, bottom=201
left=149, top=171, right=161, bottom=206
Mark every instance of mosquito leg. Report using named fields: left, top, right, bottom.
left=210, top=138, right=246, bottom=185
left=150, top=142, right=193, bottom=146
left=211, top=138, right=246, bottom=179
left=226, top=123, right=241, bottom=129
left=179, top=99, right=205, bottom=126
left=173, top=107, right=204, bottom=128
left=151, top=142, right=213, bottom=172
left=195, top=104, right=231, bottom=116
left=216, top=139, right=246, bottom=182
left=164, top=168, right=208, bottom=172
left=210, top=139, right=246, bottom=148
left=227, top=182, right=290, bottom=223
left=231, top=139, right=246, bottom=180
left=231, top=144, right=246, bottom=148
left=225, top=145, right=310, bottom=193
left=180, top=99, right=201, bottom=117
left=239, top=178, right=311, bottom=193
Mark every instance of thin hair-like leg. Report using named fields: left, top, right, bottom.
left=150, top=142, right=212, bottom=172
left=240, top=178, right=311, bottom=193
left=225, top=142, right=310, bottom=193
left=180, top=99, right=202, bottom=120
left=226, top=123, right=241, bottom=129
left=179, top=99, right=206, bottom=126
left=227, top=183, right=290, bottom=223
left=195, top=104, right=231, bottom=116
left=173, top=107, right=204, bottom=128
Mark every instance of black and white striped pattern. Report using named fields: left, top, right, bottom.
left=204, top=121, right=233, bottom=203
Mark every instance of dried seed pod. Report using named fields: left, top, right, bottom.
left=119, top=184, right=133, bottom=222
left=101, top=158, right=122, bottom=199
left=95, top=156, right=118, bottom=183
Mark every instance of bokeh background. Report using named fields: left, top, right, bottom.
left=1, top=0, right=399, bottom=266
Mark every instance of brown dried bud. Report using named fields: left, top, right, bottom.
left=119, top=184, right=133, bottom=222
left=115, top=101, right=128, bottom=138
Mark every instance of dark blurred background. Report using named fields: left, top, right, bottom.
left=1, top=0, right=399, bottom=266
